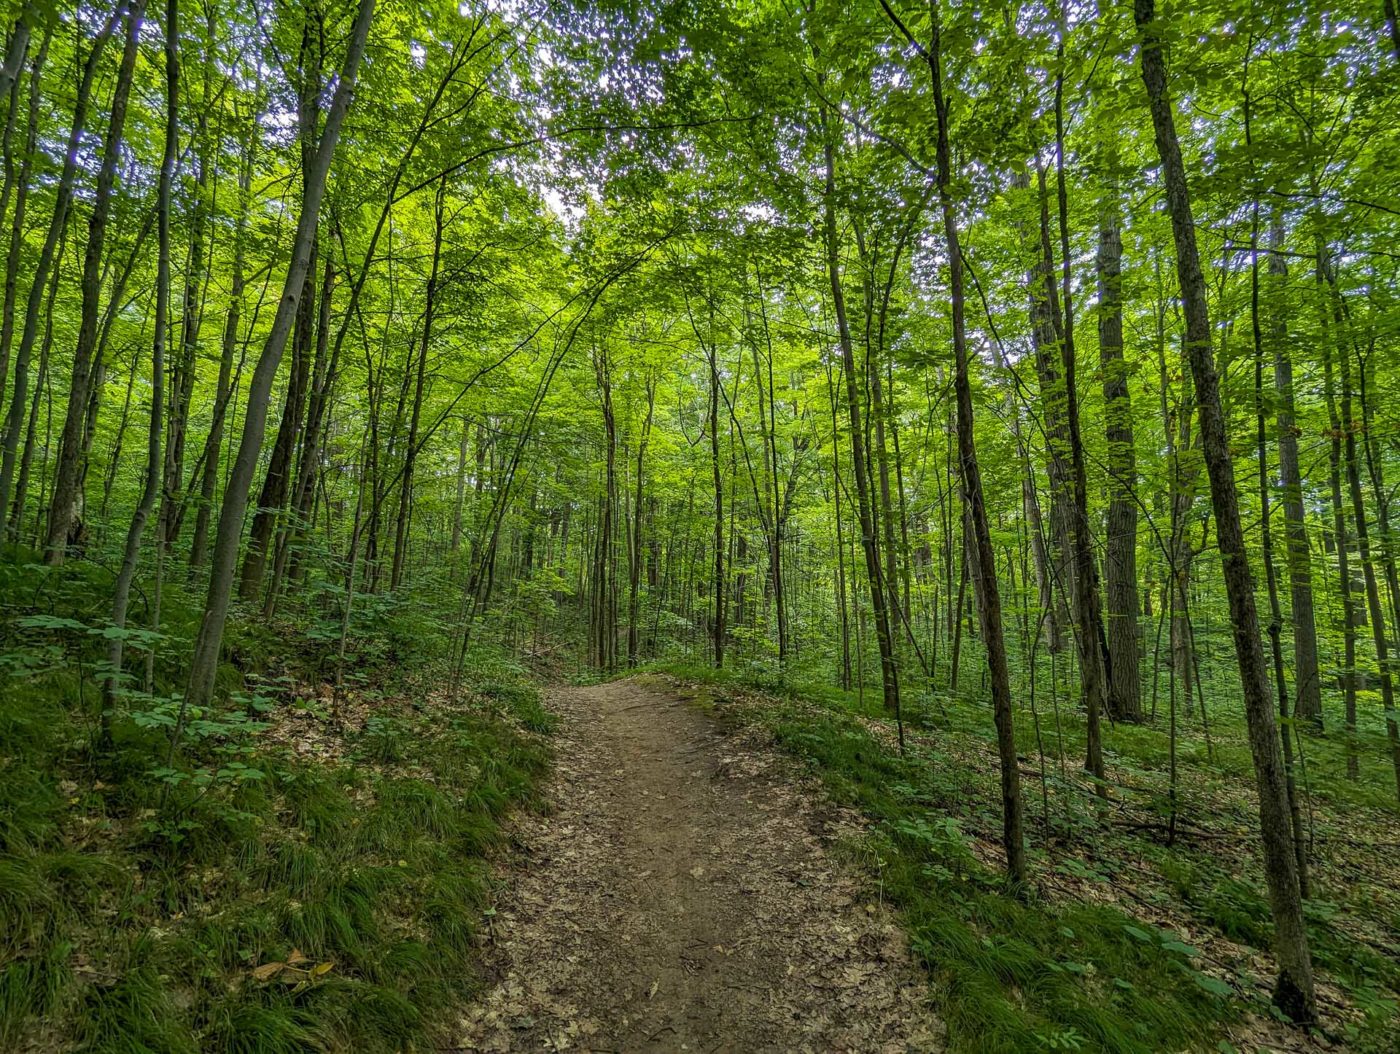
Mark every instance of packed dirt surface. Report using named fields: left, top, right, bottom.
left=455, top=678, right=941, bottom=1053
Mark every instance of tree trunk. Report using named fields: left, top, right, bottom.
left=391, top=181, right=445, bottom=591
left=1319, top=273, right=1359, bottom=768
left=826, top=361, right=853, bottom=691
left=107, top=0, right=176, bottom=730
left=184, top=0, right=375, bottom=715
left=190, top=141, right=252, bottom=568
left=239, top=15, right=324, bottom=601
left=0, top=9, right=118, bottom=534
left=876, top=0, right=1022, bottom=877
left=0, top=18, right=45, bottom=413
left=159, top=26, right=214, bottom=552
left=11, top=228, right=63, bottom=539
left=1135, top=0, right=1316, bottom=1021
left=628, top=376, right=655, bottom=667
left=707, top=334, right=726, bottom=669
left=1325, top=253, right=1400, bottom=800
left=1250, top=200, right=1309, bottom=898
left=1268, top=215, right=1322, bottom=726
left=1097, top=175, right=1142, bottom=722
left=46, top=0, right=150, bottom=563
left=823, top=120, right=900, bottom=726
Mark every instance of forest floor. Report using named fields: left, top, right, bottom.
left=454, top=678, right=943, bottom=1053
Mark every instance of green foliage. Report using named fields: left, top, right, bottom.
left=651, top=664, right=1400, bottom=1052
left=0, top=557, right=552, bottom=1052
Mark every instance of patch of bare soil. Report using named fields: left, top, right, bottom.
left=455, top=679, right=942, bottom=1053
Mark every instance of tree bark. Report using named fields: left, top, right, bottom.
left=1135, top=0, right=1316, bottom=1021
left=107, top=0, right=177, bottom=730
left=46, top=0, right=150, bottom=562
left=1268, top=216, right=1322, bottom=726
left=823, top=121, right=900, bottom=725
left=184, top=0, right=375, bottom=715
left=1097, top=175, right=1142, bottom=722
left=0, top=9, right=119, bottom=534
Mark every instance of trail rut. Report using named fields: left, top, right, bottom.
left=455, top=678, right=941, bottom=1053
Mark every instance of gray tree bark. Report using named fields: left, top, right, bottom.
left=1135, top=0, right=1316, bottom=1022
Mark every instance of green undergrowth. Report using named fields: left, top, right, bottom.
left=0, top=554, right=552, bottom=1052
left=645, top=662, right=1399, bottom=1053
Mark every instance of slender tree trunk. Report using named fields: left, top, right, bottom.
left=391, top=182, right=445, bottom=591
left=823, top=120, right=900, bottom=727
left=184, top=0, right=375, bottom=716
left=0, top=10, right=119, bottom=533
left=160, top=30, right=213, bottom=552
left=826, top=361, right=853, bottom=691
left=190, top=128, right=255, bottom=568
left=451, top=414, right=469, bottom=555
left=273, top=251, right=337, bottom=598
left=1097, top=173, right=1142, bottom=722
left=1251, top=203, right=1309, bottom=898
left=877, top=0, right=1021, bottom=876
left=0, top=20, right=45, bottom=414
left=11, top=228, right=63, bottom=539
left=240, top=17, right=324, bottom=600
left=1014, top=168, right=1076, bottom=654
left=1135, top=0, right=1315, bottom=1020
left=1326, top=254, right=1400, bottom=799
left=46, top=0, right=150, bottom=562
left=0, top=9, right=33, bottom=110
left=1268, top=216, right=1323, bottom=726
left=707, top=336, right=726, bottom=669
left=107, top=0, right=176, bottom=732
left=628, top=376, right=655, bottom=667
left=1031, top=161, right=1110, bottom=779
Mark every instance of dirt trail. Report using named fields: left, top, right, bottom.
left=456, top=678, right=940, bottom=1053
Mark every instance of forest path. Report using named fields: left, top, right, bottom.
left=454, top=678, right=941, bottom=1053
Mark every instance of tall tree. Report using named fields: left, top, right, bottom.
left=45, top=0, right=151, bottom=562
left=1134, top=0, right=1316, bottom=1021
left=183, top=0, right=376, bottom=716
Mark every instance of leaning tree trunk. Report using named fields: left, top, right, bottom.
left=183, top=0, right=375, bottom=716
left=1135, top=0, right=1316, bottom=1022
